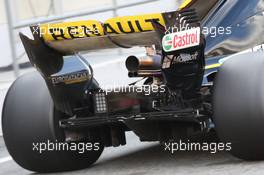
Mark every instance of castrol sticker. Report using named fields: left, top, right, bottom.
left=162, top=27, right=200, bottom=52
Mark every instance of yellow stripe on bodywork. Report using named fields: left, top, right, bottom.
left=40, top=13, right=165, bottom=41
left=179, top=0, right=194, bottom=9
left=104, top=13, right=164, bottom=34
left=205, top=63, right=221, bottom=69
left=40, top=20, right=104, bottom=41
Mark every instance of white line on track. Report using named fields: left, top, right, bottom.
left=0, top=156, right=12, bottom=164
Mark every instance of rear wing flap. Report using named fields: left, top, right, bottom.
left=23, top=0, right=219, bottom=55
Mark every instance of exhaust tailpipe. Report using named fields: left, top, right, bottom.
left=125, top=55, right=162, bottom=72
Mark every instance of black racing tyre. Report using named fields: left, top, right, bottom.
left=2, top=72, right=104, bottom=172
left=213, top=52, right=264, bottom=160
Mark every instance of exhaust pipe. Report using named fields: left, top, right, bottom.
left=125, top=55, right=162, bottom=72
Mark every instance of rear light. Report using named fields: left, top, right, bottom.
left=94, top=92, right=108, bottom=114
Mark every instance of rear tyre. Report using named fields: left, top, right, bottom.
left=2, top=72, right=104, bottom=172
left=213, top=52, right=264, bottom=160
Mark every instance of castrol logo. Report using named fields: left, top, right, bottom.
left=162, top=27, right=200, bottom=52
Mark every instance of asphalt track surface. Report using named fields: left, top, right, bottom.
left=1, top=53, right=264, bottom=175
left=2, top=133, right=264, bottom=175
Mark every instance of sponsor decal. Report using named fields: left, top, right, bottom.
left=40, top=20, right=104, bottom=41
left=163, top=35, right=173, bottom=51
left=104, top=14, right=164, bottom=34
left=40, top=14, right=165, bottom=41
left=172, top=52, right=199, bottom=63
left=162, top=27, right=200, bottom=52
left=162, top=52, right=199, bottom=69
left=51, top=71, right=90, bottom=85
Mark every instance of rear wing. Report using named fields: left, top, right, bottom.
left=37, top=13, right=165, bottom=54
left=27, top=0, right=219, bottom=55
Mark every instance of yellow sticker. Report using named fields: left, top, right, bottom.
left=104, top=13, right=165, bottom=34
left=179, top=0, right=194, bottom=9
left=205, top=63, right=221, bottom=69
left=40, top=13, right=165, bottom=41
left=40, top=20, right=104, bottom=41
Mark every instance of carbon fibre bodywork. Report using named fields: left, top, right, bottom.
left=204, top=0, right=264, bottom=57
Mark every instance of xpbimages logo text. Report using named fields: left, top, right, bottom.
left=32, top=140, right=101, bottom=154
left=164, top=25, right=232, bottom=38
left=163, top=140, right=232, bottom=154
left=100, top=84, right=166, bottom=96
left=31, top=24, right=232, bottom=40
